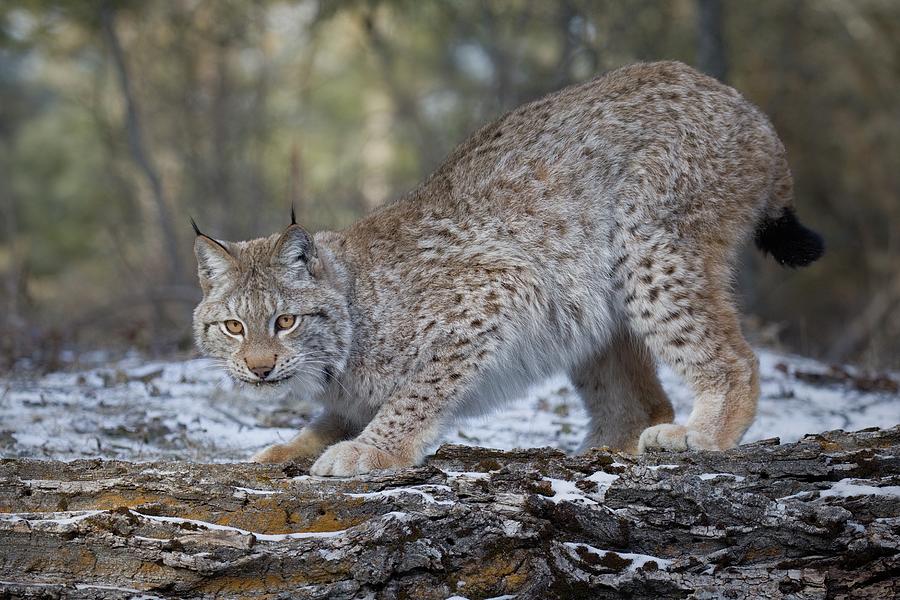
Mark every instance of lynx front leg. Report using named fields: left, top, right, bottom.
left=310, top=386, right=461, bottom=476
left=311, top=356, right=480, bottom=477
left=251, top=410, right=357, bottom=463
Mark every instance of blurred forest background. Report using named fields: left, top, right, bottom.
left=1, top=0, right=899, bottom=372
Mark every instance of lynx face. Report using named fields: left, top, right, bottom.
left=192, top=225, right=352, bottom=398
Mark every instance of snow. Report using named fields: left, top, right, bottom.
left=563, top=541, right=672, bottom=571
left=1, top=508, right=352, bottom=544
left=441, top=470, right=492, bottom=480
left=74, top=583, right=163, bottom=598
left=345, top=484, right=455, bottom=506
left=0, top=581, right=58, bottom=588
left=543, top=478, right=597, bottom=505
left=0, top=349, right=897, bottom=462
left=698, top=473, right=746, bottom=482
left=445, top=596, right=516, bottom=600
left=0, top=580, right=157, bottom=597
left=586, top=471, right=620, bottom=500
left=233, top=486, right=283, bottom=495
left=131, top=510, right=346, bottom=542
left=381, top=511, right=413, bottom=521
left=818, top=478, right=900, bottom=499
left=502, top=520, right=522, bottom=537
left=779, top=478, right=900, bottom=501
left=0, top=510, right=104, bottom=526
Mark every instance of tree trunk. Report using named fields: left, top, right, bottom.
left=362, top=11, right=446, bottom=175
left=696, top=0, right=728, bottom=82
left=1, top=426, right=898, bottom=599
left=0, top=163, right=28, bottom=370
left=100, top=5, right=183, bottom=284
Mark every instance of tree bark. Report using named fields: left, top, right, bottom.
left=1, top=426, right=898, bottom=599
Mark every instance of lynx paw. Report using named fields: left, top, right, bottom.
left=638, top=424, right=719, bottom=453
left=310, top=440, right=406, bottom=477
left=251, top=440, right=320, bottom=463
left=251, top=444, right=299, bottom=463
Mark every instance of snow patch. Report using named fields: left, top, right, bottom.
left=132, top=511, right=345, bottom=542
left=233, top=486, right=283, bottom=495
left=445, top=596, right=516, bottom=600
left=819, top=479, right=900, bottom=499
left=74, top=583, right=163, bottom=598
left=779, top=478, right=900, bottom=501
left=586, top=470, right=620, bottom=500
left=380, top=511, right=413, bottom=522
left=543, top=478, right=597, bottom=505
left=564, top=541, right=672, bottom=571
left=698, top=473, right=746, bottom=482
left=345, top=485, right=455, bottom=506
left=0, top=510, right=104, bottom=526
left=502, top=519, right=522, bottom=537
left=441, top=470, right=491, bottom=480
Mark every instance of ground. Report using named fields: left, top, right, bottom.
left=1, top=349, right=896, bottom=462
left=1, top=350, right=899, bottom=599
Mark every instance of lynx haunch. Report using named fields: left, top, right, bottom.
left=192, top=61, right=823, bottom=476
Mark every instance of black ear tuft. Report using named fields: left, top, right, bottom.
left=291, top=205, right=297, bottom=225
left=190, top=217, right=202, bottom=236
left=194, top=234, right=236, bottom=293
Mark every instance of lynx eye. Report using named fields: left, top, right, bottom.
left=275, top=314, right=297, bottom=332
left=224, top=320, right=244, bottom=335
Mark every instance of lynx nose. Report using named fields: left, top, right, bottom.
left=246, top=355, right=277, bottom=381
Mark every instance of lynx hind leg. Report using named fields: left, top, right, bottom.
left=617, top=246, right=759, bottom=452
left=571, top=329, right=674, bottom=454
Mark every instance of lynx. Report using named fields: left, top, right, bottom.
left=192, top=61, right=823, bottom=476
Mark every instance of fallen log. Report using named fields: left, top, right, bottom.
left=1, top=426, right=898, bottom=599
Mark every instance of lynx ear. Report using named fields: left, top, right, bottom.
left=192, top=220, right=236, bottom=293
left=271, top=224, right=318, bottom=275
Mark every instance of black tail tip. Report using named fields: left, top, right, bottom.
left=754, top=208, right=824, bottom=268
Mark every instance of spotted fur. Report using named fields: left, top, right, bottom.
left=193, top=61, right=822, bottom=476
